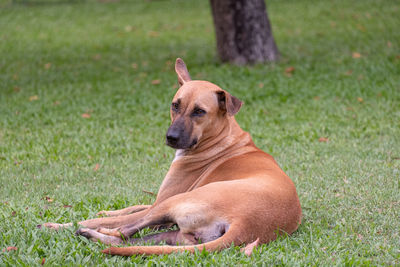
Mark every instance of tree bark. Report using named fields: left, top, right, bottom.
left=210, top=0, right=279, bottom=65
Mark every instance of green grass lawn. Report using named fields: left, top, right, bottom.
left=1, top=0, right=399, bottom=265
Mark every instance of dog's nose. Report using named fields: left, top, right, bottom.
left=166, top=131, right=180, bottom=144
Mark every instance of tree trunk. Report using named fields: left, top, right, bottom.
left=210, top=0, right=279, bottom=65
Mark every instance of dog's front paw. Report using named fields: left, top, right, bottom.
left=39, top=222, right=72, bottom=230
left=76, top=228, right=123, bottom=245
left=96, top=227, right=122, bottom=237
left=75, top=228, right=93, bottom=239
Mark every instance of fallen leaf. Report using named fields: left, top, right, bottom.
left=344, top=70, right=353, bottom=76
left=44, top=63, right=52, bottom=69
left=240, top=238, right=259, bottom=256
left=142, top=189, right=155, bottom=196
left=387, top=41, right=392, bottom=48
left=124, top=25, right=133, bottom=32
left=13, top=86, right=20, bottom=92
left=93, top=54, right=101, bottom=60
left=11, top=211, right=16, bottom=216
left=396, top=55, right=400, bottom=60
left=258, top=83, right=264, bottom=88
left=81, top=113, right=91, bottom=118
left=29, top=95, right=39, bottom=101
left=357, top=97, right=364, bottom=103
left=285, top=66, right=295, bottom=74
left=318, top=137, right=329, bottom=142
left=94, top=163, right=100, bottom=171
left=313, top=96, right=320, bottom=100
left=63, top=205, right=72, bottom=208
left=151, top=79, right=161, bottom=85
left=148, top=31, right=159, bottom=37
left=356, top=24, right=366, bottom=32
left=41, top=258, right=45, bottom=265
left=352, top=52, right=362, bottom=59
left=45, top=196, right=54, bottom=203
left=165, top=60, right=173, bottom=67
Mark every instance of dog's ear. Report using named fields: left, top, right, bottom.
left=216, top=90, right=243, bottom=116
left=175, top=58, right=192, bottom=86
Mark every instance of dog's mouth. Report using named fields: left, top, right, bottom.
left=166, top=137, right=198, bottom=150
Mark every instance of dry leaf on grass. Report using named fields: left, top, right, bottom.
left=45, top=196, right=54, bottom=203
left=93, top=163, right=100, bottom=171
left=344, top=70, right=353, bottom=76
left=151, top=79, right=161, bottom=85
left=148, top=31, right=159, bottom=37
left=44, top=63, right=52, bottom=69
left=124, top=25, right=133, bottom=32
left=81, top=113, right=91, bottom=118
left=142, top=189, right=156, bottom=196
left=352, top=52, right=362, bottom=58
left=318, top=137, right=329, bottom=142
left=285, top=66, right=295, bottom=74
left=29, top=95, right=38, bottom=101
left=357, top=97, right=364, bottom=103
left=6, top=246, right=18, bottom=252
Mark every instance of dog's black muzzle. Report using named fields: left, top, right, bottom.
left=166, top=119, right=196, bottom=149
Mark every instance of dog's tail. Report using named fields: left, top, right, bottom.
left=101, top=223, right=243, bottom=256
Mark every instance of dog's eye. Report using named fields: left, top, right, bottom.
left=192, top=108, right=206, bottom=117
left=171, top=102, right=179, bottom=112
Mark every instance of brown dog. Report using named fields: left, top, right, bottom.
left=43, top=58, right=302, bottom=256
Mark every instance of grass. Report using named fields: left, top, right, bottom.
left=0, top=0, right=399, bottom=265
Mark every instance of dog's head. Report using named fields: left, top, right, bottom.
left=166, top=58, right=243, bottom=150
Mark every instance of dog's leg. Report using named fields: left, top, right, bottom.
left=76, top=228, right=123, bottom=245
left=77, top=229, right=194, bottom=246
left=97, top=205, right=151, bottom=217
left=42, top=208, right=150, bottom=230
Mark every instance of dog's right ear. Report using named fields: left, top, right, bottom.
left=175, top=58, right=192, bottom=86
left=217, top=90, right=243, bottom=116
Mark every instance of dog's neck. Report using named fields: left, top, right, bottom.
left=174, top=116, right=255, bottom=162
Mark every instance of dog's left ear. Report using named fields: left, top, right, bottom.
left=175, top=58, right=192, bottom=86
left=216, top=90, right=243, bottom=116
